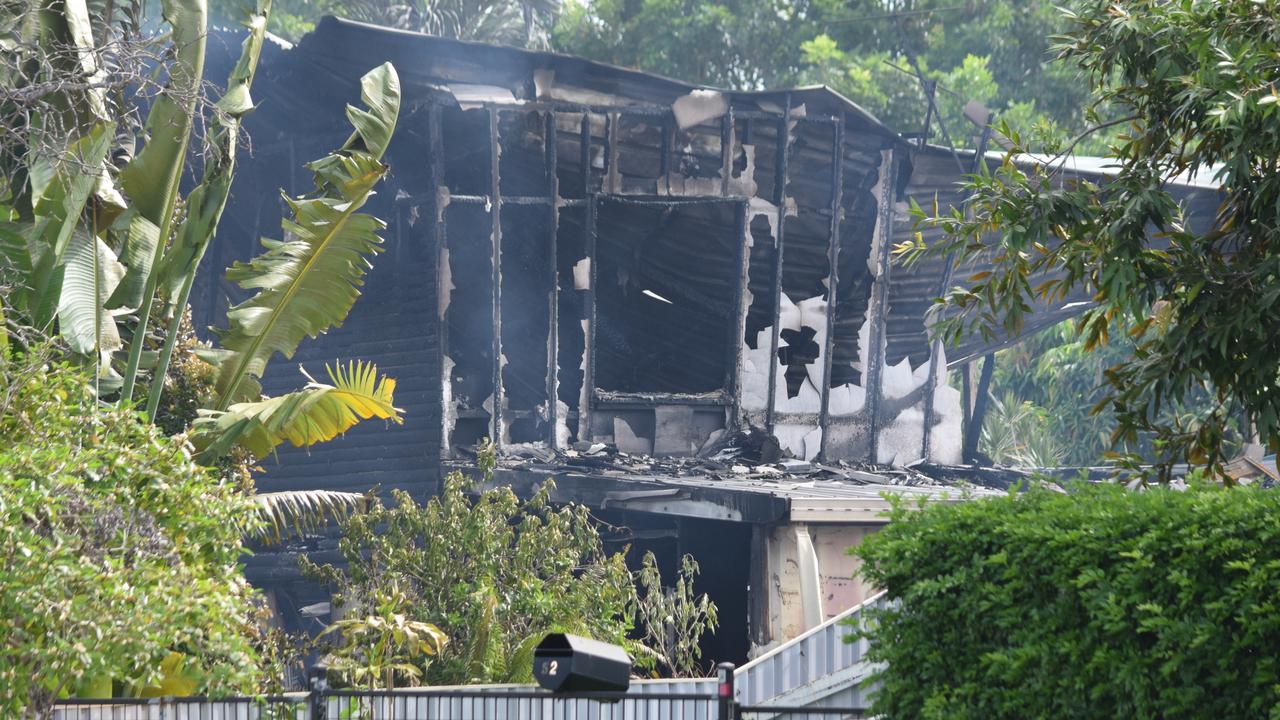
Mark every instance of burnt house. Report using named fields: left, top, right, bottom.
left=196, top=18, right=1222, bottom=662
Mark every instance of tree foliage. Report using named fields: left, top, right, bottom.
left=0, top=350, right=262, bottom=716
left=983, top=319, right=1246, bottom=468
left=305, top=443, right=718, bottom=686
left=909, top=0, right=1280, bottom=479
left=855, top=484, right=1280, bottom=719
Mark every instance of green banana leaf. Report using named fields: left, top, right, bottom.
left=115, top=0, right=206, bottom=223
left=193, top=359, right=403, bottom=462
left=209, top=62, right=401, bottom=408
left=141, top=0, right=273, bottom=419
left=26, top=123, right=114, bottom=328
left=56, top=226, right=125, bottom=357
left=249, top=489, right=369, bottom=544
left=154, top=0, right=272, bottom=306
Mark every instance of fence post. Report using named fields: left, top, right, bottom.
left=716, top=662, right=736, bottom=720
left=307, top=664, right=329, bottom=720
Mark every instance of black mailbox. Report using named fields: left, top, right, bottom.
left=533, top=633, right=631, bottom=692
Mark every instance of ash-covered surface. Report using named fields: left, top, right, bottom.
left=471, top=428, right=1019, bottom=497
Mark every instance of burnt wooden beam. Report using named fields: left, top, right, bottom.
left=577, top=113, right=595, bottom=442
left=488, top=106, right=504, bottom=447
left=450, top=194, right=553, bottom=206
left=922, top=118, right=994, bottom=461
left=963, top=353, right=995, bottom=462
left=605, top=111, right=620, bottom=193
left=730, top=202, right=749, bottom=429
left=429, top=104, right=452, bottom=458
left=467, top=465, right=791, bottom=524
left=581, top=181, right=599, bottom=444
left=864, top=148, right=899, bottom=461
left=660, top=116, right=672, bottom=191
left=545, top=110, right=560, bottom=449
left=817, top=117, right=846, bottom=462
left=764, top=93, right=792, bottom=433
left=720, top=108, right=735, bottom=196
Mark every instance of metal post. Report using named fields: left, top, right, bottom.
left=716, top=662, right=736, bottom=720
left=308, top=666, right=329, bottom=720
left=963, top=352, right=995, bottom=462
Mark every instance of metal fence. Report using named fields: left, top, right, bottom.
left=52, top=661, right=869, bottom=720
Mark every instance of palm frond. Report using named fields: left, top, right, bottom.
left=251, top=489, right=369, bottom=544
left=193, top=359, right=403, bottom=462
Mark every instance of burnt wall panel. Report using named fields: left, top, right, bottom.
left=197, top=58, right=444, bottom=498
left=498, top=110, right=549, bottom=197
left=443, top=106, right=492, bottom=196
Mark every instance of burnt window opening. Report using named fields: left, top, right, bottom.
left=673, top=121, right=724, bottom=181
left=444, top=203, right=495, bottom=450
left=442, top=106, right=492, bottom=196
left=593, top=198, right=742, bottom=394
left=828, top=176, right=881, bottom=390
left=498, top=110, right=551, bottom=197
left=500, top=205, right=554, bottom=444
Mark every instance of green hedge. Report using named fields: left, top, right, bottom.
left=0, top=354, right=262, bottom=714
left=855, top=484, right=1280, bottom=719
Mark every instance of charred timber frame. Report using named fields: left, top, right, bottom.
left=488, top=107, right=505, bottom=447
left=764, top=94, right=793, bottom=433
left=816, top=118, right=846, bottom=461
left=580, top=112, right=598, bottom=443
left=544, top=110, right=561, bottom=448
left=862, top=149, right=899, bottom=458
left=432, top=92, right=878, bottom=458
left=429, top=104, right=450, bottom=456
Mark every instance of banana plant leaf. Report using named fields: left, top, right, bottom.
left=209, top=62, right=401, bottom=408
left=193, top=359, right=403, bottom=462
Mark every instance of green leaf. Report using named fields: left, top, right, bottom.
left=104, top=210, right=161, bottom=310
left=156, top=0, right=272, bottom=306
left=209, top=63, right=401, bottom=408
left=250, top=489, right=368, bottom=544
left=116, top=0, right=208, bottom=224
left=193, top=359, right=403, bottom=462
left=26, top=123, right=115, bottom=328
left=56, top=228, right=124, bottom=357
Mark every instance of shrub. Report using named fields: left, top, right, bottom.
left=0, top=349, right=263, bottom=716
left=855, top=483, right=1280, bottom=719
left=304, top=462, right=636, bottom=686
left=306, top=443, right=719, bottom=686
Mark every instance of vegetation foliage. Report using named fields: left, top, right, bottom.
left=305, top=444, right=719, bottom=687
left=855, top=484, right=1280, bottom=719
left=906, top=0, right=1280, bottom=478
left=0, top=350, right=262, bottom=715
